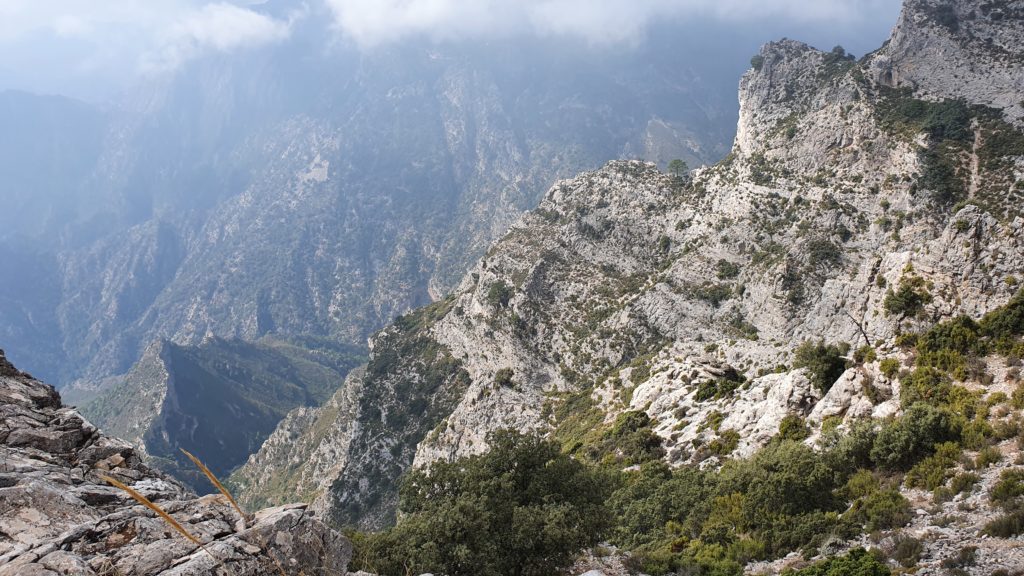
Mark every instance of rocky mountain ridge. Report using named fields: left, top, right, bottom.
left=232, top=5, right=1024, bottom=566
left=0, top=349, right=351, bottom=575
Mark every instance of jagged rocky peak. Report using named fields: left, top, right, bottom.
left=870, top=0, right=1024, bottom=124
left=0, top=350, right=350, bottom=575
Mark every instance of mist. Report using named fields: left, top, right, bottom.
left=0, top=0, right=901, bottom=101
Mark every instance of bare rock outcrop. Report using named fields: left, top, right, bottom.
left=0, top=349, right=350, bottom=575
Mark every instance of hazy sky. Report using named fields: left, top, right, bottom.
left=0, top=0, right=902, bottom=100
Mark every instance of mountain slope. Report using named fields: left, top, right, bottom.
left=79, top=336, right=362, bottom=494
left=0, top=29, right=740, bottom=391
left=233, top=0, right=1024, bottom=542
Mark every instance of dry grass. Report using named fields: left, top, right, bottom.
left=104, top=454, right=343, bottom=576
left=100, top=474, right=218, bottom=563
left=181, top=448, right=249, bottom=526
left=99, top=474, right=202, bottom=545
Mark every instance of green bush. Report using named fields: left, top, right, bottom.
left=352, top=431, right=613, bottom=576
left=990, top=469, right=1024, bottom=509
left=975, top=445, right=1002, bottom=468
left=940, top=546, right=977, bottom=569
left=778, top=414, right=811, bottom=442
left=486, top=280, right=514, bottom=308
left=899, top=367, right=953, bottom=407
left=950, top=472, right=980, bottom=495
left=782, top=548, right=890, bottom=576
left=494, top=368, right=515, bottom=387
left=794, top=340, right=849, bottom=393
left=716, top=259, right=741, bottom=280
left=904, top=441, right=960, bottom=491
left=884, top=276, right=932, bottom=317
left=607, top=462, right=714, bottom=549
left=854, top=346, right=877, bottom=364
left=870, top=404, right=959, bottom=471
left=889, top=533, right=924, bottom=568
left=848, top=487, right=912, bottom=532
left=604, top=411, right=666, bottom=466
left=879, top=358, right=901, bottom=379
left=983, top=510, right=1024, bottom=537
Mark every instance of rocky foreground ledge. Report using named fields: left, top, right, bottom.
left=0, top=349, right=351, bottom=575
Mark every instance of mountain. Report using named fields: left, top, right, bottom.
left=0, top=22, right=744, bottom=489
left=0, top=348, right=351, bottom=574
left=0, top=23, right=742, bottom=392
left=81, top=336, right=363, bottom=493
left=232, top=2, right=1024, bottom=568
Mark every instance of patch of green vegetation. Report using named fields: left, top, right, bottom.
left=694, top=369, right=746, bottom=402
left=819, top=45, right=857, bottom=81
left=793, top=340, right=849, bottom=393
left=870, top=403, right=959, bottom=472
left=905, top=441, right=960, bottom=491
left=727, top=311, right=759, bottom=341
left=749, top=152, right=778, bottom=186
left=351, top=431, right=613, bottom=576
left=883, top=274, right=933, bottom=318
left=690, top=282, right=734, bottom=308
left=486, top=280, right=514, bottom=308
left=876, top=88, right=972, bottom=143
left=716, top=259, right=741, bottom=280
left=494, top=368, right=515, bottom=388
left=778, top=414, right=810, bottom=442
left=783, top=548, right=890, bottom=576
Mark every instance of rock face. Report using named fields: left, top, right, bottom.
left=234, top=0, right=1024, bottom=535
left=869, top=0, right=1024, bottom=125
left=0, top=349, right=351, bottom=575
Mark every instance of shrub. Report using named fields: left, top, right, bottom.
left=717, top=259, right=741, bottom=280
left=889, top=533, right=924, bottom=568
left=604, top=411, right=666, bottom=466
left=353, top=431, right=613, bottom=576
left=884, top=275, right=932, bottom=317
left=879, top=358, right=901, bottom=379
left=779, top=414, right=811, bottom=442
left=871, top=403, right=959, bottom=471
left=781, top=548, right=889, bottom=576
left=990, top=469, right=1024, bottom=509
left=607, top=462, right=714, bottom=549
left=950, top=472, right=980, bottom=496
left=854, top=346, right=877, bottom=364
left=899, top=367, right=953, bottom=407
left=486, top=280, right=514, bottom=308
left=904, top=441, right=960, bottom=490
left=975, top=445, right=1002, bottom=468
left=717, top=441, right=843, bottom=540
left=807, top=238, right=843, bottom=270
left=692, top=282, right=734, bottom=308
left=861, top=489, right=913, bottom=531
left=983, top=510, right=1024, bottom=537
left=940, top=546, right=977, bottom=569
left=794, top=341, right=849, bottom=393
left=494, top=368, right=515, bottom=387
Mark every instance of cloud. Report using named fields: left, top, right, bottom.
left=323, top=0, right=900, bottom=47
left=143, top=2, right=297, bottom=72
